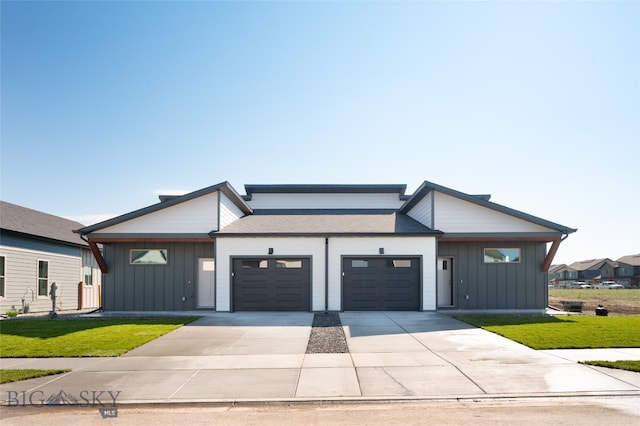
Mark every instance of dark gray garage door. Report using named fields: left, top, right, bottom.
left=342, top=257, right=420, bottom=311
left=233, top=258, right=311, bottom=311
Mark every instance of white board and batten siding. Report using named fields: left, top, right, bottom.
left=409, top=191, right=555, bottom=233
left=247, top=193, right=404, bottom=210
left=407, top=191, right=433, bottom=228
left=328, top=237, right=437, bottom=311
left=0, top=246, right=81, bottom=313
left=93, top=192, right=220, bottom=234
left=219, top=192, right=246, bottom=230
left=215, top=237, right=326, bottom=311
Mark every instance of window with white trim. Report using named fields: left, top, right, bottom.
left=83, top=266, right=93, bottom=285
left=0, top=256, right=5, bottom=297
left=130, top=249, right=168, bottom=265
left=37, top=260, right=48, bottom=296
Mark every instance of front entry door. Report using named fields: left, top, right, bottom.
left=437, top=257, right=453, bottom=306
left=197, top=258, right=215, bottom=308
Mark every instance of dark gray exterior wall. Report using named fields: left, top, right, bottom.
left=102, top=242, right=214, bottom=311
left=438, top=241, right=548, bottom=310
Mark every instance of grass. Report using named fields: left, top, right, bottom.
left=581, top=360, right=640, bottom=372
left=0, top=317, right=196, bottom=357
left=549, top=289, right=640, bottom=302
left=455, top=315, right=640, bottom=350
left=0, top=369, right=70, bottom=384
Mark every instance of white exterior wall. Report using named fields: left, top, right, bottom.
left=0, top=245, right=81, bottom=313
left=407, top=191, right=433, bottom=228
left=94, top=192, right=219, bottom=234
left=247, top=193, right=404, bottom=210
left=219, top=192, right=245, bottom=230
left=434, top=192, right=555, bottom=233
left=327, top=237, right=437, bottom=311
left=215, top=237, right=326, bottom=311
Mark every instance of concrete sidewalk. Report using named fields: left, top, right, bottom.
left=1, top=312, right=639, bottom=404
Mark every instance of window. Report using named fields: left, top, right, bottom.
left=241, top=259, right=268, bottom=269
left=351, top=260, right=369, bottom=268
left=130, top=249, right=168, bottom=265
left=275, top=259, right=302, bottom=268
left=83, top=266, right=93, bottom=285
left=483, top=248, right=520, bottom=263
left=0, top=256, right=5, bottom=297
left=37, top=260, right=48, bottom=296
left=389, top=259, right=412, bottom=268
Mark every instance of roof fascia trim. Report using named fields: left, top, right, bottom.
left=243, top=184, right=408, bottom=200
left=77, top=181, right=251, bottom=235
left=400, top=180, right=577, bottom=234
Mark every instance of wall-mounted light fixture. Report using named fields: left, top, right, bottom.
left=268, top=248, right=274, bottom=255
left=379, top=248, right=384, bottom=254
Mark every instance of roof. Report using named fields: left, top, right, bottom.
left=213, top=209, right=441, bottom=236
left=400, top=180, right=577, bottom=235
left=616, top=254, right=640, bottom=266
left=78, top=181, right=252, bottom=234
left=0, top=201, right=88, bottom=247
left=243, top=184, right=408, bottom=200
left=568, top=258, right=618, bottom=271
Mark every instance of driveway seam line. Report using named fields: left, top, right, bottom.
left=167, top=369, right=201, bottom=400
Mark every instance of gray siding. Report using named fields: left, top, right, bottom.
left=0, top=245, right=81, bottom=313
left=438, top=241, right=548, bottom=310
left=101, top=242, right=214, bottom=311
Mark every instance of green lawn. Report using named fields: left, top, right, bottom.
left=0, top=369, right=70, bottom=384
left=0, top=317, right=196, bottom=357
left=549, top=289, right=640, bottom=302
left=581, top=360, right=640, bottom=372
left=455, top=315, right=640, bottom=350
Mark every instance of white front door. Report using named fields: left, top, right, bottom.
left=437, top=257, right=453, bottom=306
left=197, top=258, right=215, bottom=308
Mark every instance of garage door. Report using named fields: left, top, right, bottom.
left=233, top=258, right=311, bottom=311
left=342, top=257, right=420, bottom=311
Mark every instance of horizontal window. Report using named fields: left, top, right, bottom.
left=484, top=248, right=520, bottom=263
left=351, top=259, right=369, bottom=268
left=241, top=259, right=268, bottom=269
left=130, top=249, right=168, bottom=265
left=389, top=259, right=412, bottom=268
left=276, top=259, right=302, bottom=269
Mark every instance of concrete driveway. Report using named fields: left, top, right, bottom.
left=2, top=312, right=639, bottom=404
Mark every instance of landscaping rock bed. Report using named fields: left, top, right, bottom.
left=305, top=313, right=349, bottom=353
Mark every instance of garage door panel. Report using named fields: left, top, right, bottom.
left=343, top=257, right=420, bottom=311
left=233, top=258, right=311, bottom=311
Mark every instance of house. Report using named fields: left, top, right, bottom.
left=0, top=201, right=102, bottom=314
left=77, top=180, right=576, bottom=313
left=568, top=258, right=618, bottom=283
left=548, top=264, right=578, bottom=287
left=615, top=254, right=640, bottom=287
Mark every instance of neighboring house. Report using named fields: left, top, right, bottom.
left=0, top=201, right=101, bottom=314
left=77, top=180, right=576, bottom=313
left=568, top=258, right=618, bottom=282
left=548, top=264, right=578, bottom=287
left=615, top=254, right=640, bottom=287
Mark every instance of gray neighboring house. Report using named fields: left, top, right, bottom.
left=77, top=180, right=576, bottom=314
left=568, top=258, right=618, bottom=282
left=615, top=254, right=640, bottom=287
left=0, top=201, right=101, bottom=314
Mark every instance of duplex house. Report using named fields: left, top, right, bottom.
left=77, top=180, right=576, bottom=313
left=568, top=258, right=617, bottom=282
left=0, top=201, right=102, bottom=314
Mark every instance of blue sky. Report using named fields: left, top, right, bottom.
left=1, top=1, right=638, bottom=265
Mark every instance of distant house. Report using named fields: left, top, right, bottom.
left=615, top=254, right=640, bottom=287
left=0, top=201, right=101, bottom=314
left=548, top=264, right=578, bottom=286
left=77, top=180, right=576, bottom=314
left=568, top=258, right=617, bottom=283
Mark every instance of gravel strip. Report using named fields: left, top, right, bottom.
left=305, top=313, right=349, bottom=354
